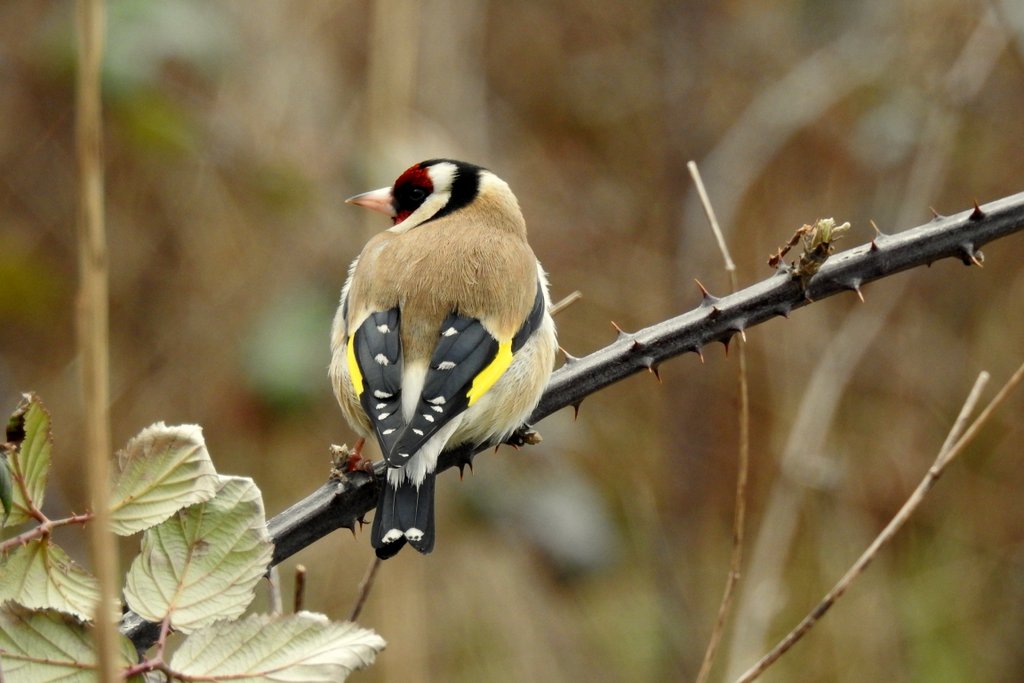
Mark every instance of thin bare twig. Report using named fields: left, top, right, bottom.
left=736, top=364, right=1022, bottom=682
left=293, top=564, right=307, bottom=613
left=0, top=513, right=94, bottom=554
left=348, top=557, right=382, bottom=622
left=689, top=161, right=750, bottom=683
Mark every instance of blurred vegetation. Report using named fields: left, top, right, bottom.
left=2, top=1, right=1023, bottom=681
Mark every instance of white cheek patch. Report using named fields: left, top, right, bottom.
left=396, top=192, right=449, bottom=231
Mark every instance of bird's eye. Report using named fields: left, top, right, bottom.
left=407, top=187, right=427, bottom=202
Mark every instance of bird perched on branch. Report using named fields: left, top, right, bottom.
left=330, top=159, right=557, bottom=559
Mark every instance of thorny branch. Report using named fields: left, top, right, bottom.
left=121, top=190, right=1024, bottom=649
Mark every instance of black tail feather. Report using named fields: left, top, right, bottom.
left=371, top=472, right=436, bottom=558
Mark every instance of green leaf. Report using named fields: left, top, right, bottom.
left=0, top=604, right=139, bottom=682
left=109, top=422, right=219, bottom=536
left=0, top=453, right=11, bottom=524
left=3, top=394, right=52, bottom=528
left=170, top=612, right=385, bottom=681
left=123, top=475, right=273, bottom=632
left=0, top=540, right=100, bottom=621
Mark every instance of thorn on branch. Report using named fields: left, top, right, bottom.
left=959, top=243, right=984, bottom=267
left=696, top=279, right=721, bottom=307
left=969, top=200, right=986, bottom=221
left=610, top=320, right=632, bottom=341
left=641, top=356, right=662, bottom=382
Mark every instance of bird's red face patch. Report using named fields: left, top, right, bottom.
left=392, top=165, right=434, bottom=224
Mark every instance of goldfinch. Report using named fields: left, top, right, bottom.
left=330, top=159, right=557, bottom=559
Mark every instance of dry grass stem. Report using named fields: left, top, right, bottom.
left=550, top=290, right=583, bottom=317
left=687, top=161, right=735, bottom=274
left=348, top=557, right=383, bottom=622
left=75, top=0, right=119, bottom=679
left=268, top=566, right=283, bottom=615
left=736, top=364, right=1023, bottom=682
left=689, top=161, right=749, bottom=683
left=293, top=564, right=307, bottom=614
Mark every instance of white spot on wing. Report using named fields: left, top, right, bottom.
left=442, top=327, right=458, bottom=337
left=422, top=414, right=434, bottom=423
left=373, top=390, right=393, bottom=399
left=382, top=428, right=395, bottom=435
left=431, top=405, right=444, bottom=413
left=375, top=402, right=387, bottom=410
left=382, top=529, right=403, bottom=543
left=413, top=428, right=423, bottom=436
left=428, top=396, right=446, bottom=405
left=378, top=412, right=391, bottom=420
left=377, top=324, right=390, bottom=333
left=375, top=354, right=389, bottom=366
left=438, top=361, right=456, bottom=370
left=406, top=528, right=424, bottom=541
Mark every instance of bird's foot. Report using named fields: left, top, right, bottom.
left=507, top=425, right=543, bottom=448
left=329, top=438, right=373, bottom=479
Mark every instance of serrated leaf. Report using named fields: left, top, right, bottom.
left=4, top=394, right=52, bottom=528
left=123, top=475, right=273, bottom=632
left=110, top=422, right=219, bottom=536
left=0, top=604, right=140, bottom=682
left=170, top=611, right=385, bottom=682
left=0, top=540, right=100, bottom=621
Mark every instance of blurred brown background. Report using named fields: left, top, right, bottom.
left=2, top=1, right=1024, bottom=681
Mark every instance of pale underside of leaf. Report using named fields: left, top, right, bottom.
left=110, top=422, right=219, bottom=536
left=170, top=611, right=385, bottom=682
left=123, top=475, right=273, bottom=632
left=0, top=605, right=138, bottom=682
left=0, top=540, right=101, bottom=622
left=5, top=396, right=52, bottom=528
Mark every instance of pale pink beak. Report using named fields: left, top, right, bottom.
left=345, top=186, right=396, bottom=217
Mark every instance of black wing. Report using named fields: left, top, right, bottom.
left=349, top=308, right=405, bottom=457
left=388, top=282, right=547, bottom=462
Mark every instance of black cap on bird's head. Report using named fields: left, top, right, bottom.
left=346, top=159, right=485, bottom=227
